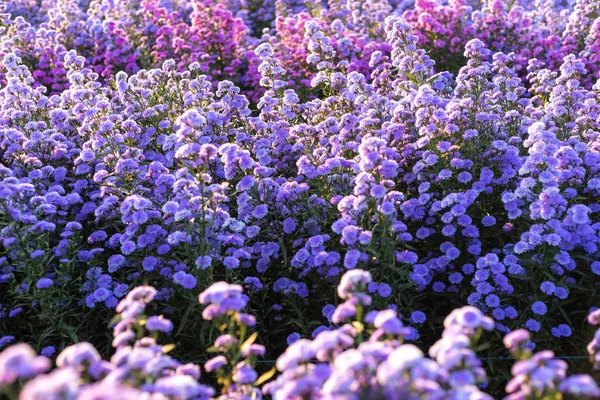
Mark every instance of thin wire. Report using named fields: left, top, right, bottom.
left=480, top=355, right=590, bottom=361
left=185, top=355, right=591, bottom=364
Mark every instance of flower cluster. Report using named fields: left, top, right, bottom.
left=263, top=270, right=600, bottom=399
left=199, top=282, right=267, bottom=399
left=1, top=285, right=217, bottom=399
left=504, top=328, right=600, bottom=398
left=5, top=274, right=600, bottom=399
left=0, top=281, right=272, bottom=399
left=2, top=0, right=600, bottom=397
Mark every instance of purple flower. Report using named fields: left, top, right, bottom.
left=77, top=383, right=142, bottom=399
left=214, top=335, right=239, bottom=350
left=124, top=286, right=156, bottom=305
left=9, top=307, right=23, bottom=318
left=199, top=282, right=245, bottom=309
left=56, top=342, right=101, bottom=368
left=569, top=204, right=590, bottom=224
left=531, top=301, right=547, bottom=316
left=370, top=185, right=386, bottom=198
left=0, top=336, right=15, bottom=349
left=322, top=304, right=336, bottom=320
left=181, top=274, right=197, bottom=289
left=343, top=249, right=361, bottom=269
left=505, top=307, right=518, bottom=319
left=273, top=278, right=290, bottom=293
left=492, top=308, right=506, bottom=321
left=377, top=283, right=392, bottom=298
left=432, top=282, right=446, bottom=293
left=540, top=281, right=555, bottom=295
left=558, top=324, right=572, bottom=337
left=337, top=269, right=372, bottom=299
left=20, top=368, right=78, bottom=399
left=449, top=272, right=463, bottom=284
left=195, top=256, right=213, bottom=270
left=374, top=310, right=406, bottom=336
left=36, top=278, right=53, bottom=289
left=146, top=316, right=174, bottom=333
left=331, top=301, right=357, bottom=323
left=447, top=306, right=494, bottom=330
left=367, top=282, right=379, bottom=293
left=204, top=355, right=228, bottom=372
left=232, top=362, right=257, bottom=384
left=592, top=262, right=600, bottom=275
left=244, top=277, right=263, bottom=291
left=154, top=375, right=213, bottom=398
left=93, top=288, right=110, bottom=302
left=121, top=241, right=136, bottom=255
left=283, top=218, right=297, bottom=234
left=458, top=171, right=472, bottom=183
left=287, top=332, right=301, bottom=345
left=236, top=313, right=256, bottom=326
left=236, top=176, right=255, bottom=191
left=442, top=225, right=456, bottom=236
left=481, top=216, right=496, bottom=226
left=554, top=287, right=568, bottom=299
left=40, top=346, right=56, bottom=357
left=312, top=326, right=330, bottom=338
left=559, top=375, right=600, bottom=397
left=410, top=311, right=426, bottom=324
left=449, top=370, right=475, bottom=386
left=162, top=201, right=179, bottom=214
left=485, top=294, right=500, bottom=308
left=113, top=284, right=129, bottom=298
left=142, top=256, right=159, bottom=271
left=173, top=271, right=197, bottom=289
left=223, top=256, right=240, bottom=269
left=446, top=247, right=460, bottom=259
left=503, top=329, right=530, bottom=353
left=131, top=210, right=148, bottom=224
left=252, top=204, right=269, bottom=219
left=241, top=344, right=266, bottom=357
left=0, top=343, right=51, bottom=383
left=30, top=250, right=45, bottom=259
left=551, top=327, right=562, bottom=338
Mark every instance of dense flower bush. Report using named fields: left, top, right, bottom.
left=3, top=272, right=600, bottom=399
left=2, top=0, right=600, bottom=398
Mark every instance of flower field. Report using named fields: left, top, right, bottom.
left=2, top=0, right=600, bottom=398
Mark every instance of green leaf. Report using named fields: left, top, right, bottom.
left=241, top=331, right=258, bottom=349
left=425, top=72, right=445, bottom=84
left=279, top=236, right=288, bottom=266
left=255, top=367, right=277, bottom=387
left=109, top=314, right=123, bottom=326
left=557, top=304, right=573, bottom=326
left=62, top=324, right=79, bottom=343
left=176, top=303, right=196, bottom=336
left=352, top=321, right=364, bottom=334
left=162, top=344, right=176, bottom=354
